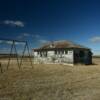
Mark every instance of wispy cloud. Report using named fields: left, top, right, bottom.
left=0, top=40, right=25, bottom=45
left=38, top=39, right=50, bottom=44
left=23, top=33, right=30, bottom=37
left=90, top=36, right=100, bottom=43
left=3, top=20, right=24, bottom=27
left=17, top=33, right=30, bottom=40
left=17, top=33, right=43, bottom=41
left=6, top=41, right=13, bottom=44
left=15, top=42, right=25, bottom=45
left=16, top=33, right=50, bottom=46
left=32, top=34, right=41, bottom=39
left=32, top=34, right=50, bottom=45
left=0, top=40, right=12, bottom=44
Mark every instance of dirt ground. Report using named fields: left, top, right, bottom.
left=0, top=58, right=100, bottom=100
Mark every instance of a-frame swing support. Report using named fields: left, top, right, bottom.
left=19, top=41, right=33, bottom=69
left=0, top=39, right=33, bottom=70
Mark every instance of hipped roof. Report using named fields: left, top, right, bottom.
left=33, top=40, right=90, bottom=51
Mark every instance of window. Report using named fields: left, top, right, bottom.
left=39, top=51, right=47, bottom=57
left=57, top=50, right=64, bottom=55
left=37, top=51, right=40, bottom=55
left=65, top=50, right=68, bottom=54
left=58, top=50, right=60, bottom=54
left=55, top=50, right=65, bottom=55
left=40, top=52, right=42, bottom=57
left=68, top=51, right=73, bottom=54
left=55, top=50, right=57, bottom=54
left=61, top=50, right=64, bottom=54
left=44, top=51, right=47, bottom=57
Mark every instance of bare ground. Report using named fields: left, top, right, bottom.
left=0, top=58, right=100, bottom=100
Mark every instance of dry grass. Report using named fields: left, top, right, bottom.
left=0, top=58, right=100, bottom=100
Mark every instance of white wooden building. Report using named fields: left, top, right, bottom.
left=33, top=40, right=92, bottom=65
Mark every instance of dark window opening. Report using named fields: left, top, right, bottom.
left=40, top=52, right=42, bottom=57
left=61, top=50, right=64, bottom=54
left=65, top=50, right=68, bottom=54
left=44, top=51, right=47, bottom=57
left=37, top=51, right=39, bottom=55
left=55, top=50, right=57, bottom=54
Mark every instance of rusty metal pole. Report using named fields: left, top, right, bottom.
left=7, top=41, right=14, bottom=70
left=19, top=42, right=27, bottom=69
left=26, top=42, right=34, bottom=69
left=13, top=41, right=20, bottom=69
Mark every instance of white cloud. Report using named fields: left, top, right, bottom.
left=15, top=42, right=25, bottom=45
left=16, top=33, right=50, bottom=46
left=31, top=34, right=50, bottom=44
left=17, top=34, right=41, bottom=40
left=0, top=40, right=3, bottom=44
left=6, top=41, right=13, bottom=44
left=3, top=20, right=24, bottom=27
left=16, top=33, right=30, bottom=40
left=32, top=34, right=41, bottom=39
left=90, top=36, right=100, bottom=43
left=38, top=39, right=50, bottom=44
left=23, top=33, right=30, bottom=37
left=0, top=40, right=13, bottom=44
left=17, top=35, right=23, bottom=40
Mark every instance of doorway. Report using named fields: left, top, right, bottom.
left=79, top=50, right=85, bottom=63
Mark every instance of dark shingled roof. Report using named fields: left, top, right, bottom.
left=33, top=40, right=90, bottom=51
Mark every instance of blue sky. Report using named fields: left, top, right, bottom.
left=0, top=0, right=100, bottom=55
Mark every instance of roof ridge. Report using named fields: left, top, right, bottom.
left=34, top=40, right=90, bottom=50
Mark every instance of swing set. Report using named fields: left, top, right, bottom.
left=0, top=38, right=33, bottom=71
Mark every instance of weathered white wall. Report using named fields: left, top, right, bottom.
left=34, top=51, right=38, bottom=57
left=47, top=51, right=55, bottom=56
left=64, top=50, right=74, bottom=63
left=33, top=50, right=74, bottom=64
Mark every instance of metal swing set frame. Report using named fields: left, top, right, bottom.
left=0, top=38, right=33, bottom=70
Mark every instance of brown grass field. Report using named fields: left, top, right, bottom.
left=0, top=58, right=100, bottom=100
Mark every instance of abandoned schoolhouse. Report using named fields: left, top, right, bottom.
left=33, top=40, right=92, bottom=65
